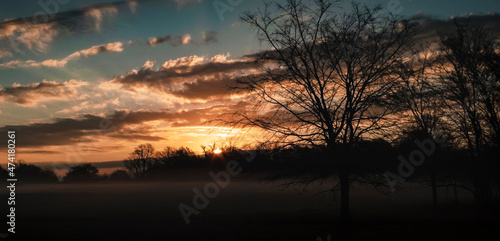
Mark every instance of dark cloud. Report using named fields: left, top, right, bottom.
left=201, top=31, right=218, bottom=44
left=170, top=72, right=270, bottom=100
left=171, top=74, right=236, bottom=99
left=0, top=1, right=133, bottom=52
left=0, top=108, right=222, bottom=147
left=147, top=31, right=218, bottom=47
left=0, top=80, right=86, bottom=105
left=112, top=60, right=173, bottom=90
left=112, top=55, right=258, bottom=99
left=159, top=59, right=256, bottom=77
left=410, top=13, right=500, bottom=42
left=147, top=35, right=172, bottom=46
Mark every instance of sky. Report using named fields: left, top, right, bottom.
left=0, top=0, right=499, bottom=164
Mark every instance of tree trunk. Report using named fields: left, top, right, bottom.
left=430, top=171, right=438, bottom=208
left=339, top=172, right=350, bottom=223
left=429, top=154, right=438, bottom=208
left=474, top=173, right=491, bottom=208
left=453, top=178, right=459, bottom=204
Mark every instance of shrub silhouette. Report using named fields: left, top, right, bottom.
left=64, top=163, right=99, bottom=182
left=108, top=170, right=132, bottom=181
left=11, top=161, right=58, bottom=183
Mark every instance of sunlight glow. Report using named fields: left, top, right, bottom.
left=213, top=148, right=222, bottom=154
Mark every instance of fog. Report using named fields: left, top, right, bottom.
left=2, top=175, right=494, bottom=241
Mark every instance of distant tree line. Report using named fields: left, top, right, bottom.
left=0, top=143, right=243, bottom=183
left=0, top=161, right=132, bottom=183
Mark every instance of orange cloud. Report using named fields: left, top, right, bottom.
left=0, top=20, right=58, bottom=53
left=0, top=106, right=232, bottom=148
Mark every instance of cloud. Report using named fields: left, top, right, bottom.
left=147, top=31, right=217, bottom=47
left=0, top=1, right=135, bottom=53
left=28, top=59, right=68, bottom=68
left=0, top=59, right=69, bottom=68
left=111, top=60, right=173, bottom=90
left=0, top=42, right=124, bottom=69
left=0, top=20, right=58, bottom=53
left=410, top=13, right=500, bottom=43
left=21, top=150, right=63, bottom=154
left=0, top=107, right=220, bottom=147
left=111, top=53, right=258, bottom=100
left=66, top=41, right=124, bottom=59
left=0, top=79, right=87, bottom=106
left=128, top=0, right=138, bottom=13
left=84, top=5, right=118, bottom=32
left=148, top=35, right=172, bottom=46
left=170, top=74, right=238, bottom=99
left=0, top=1, right=207, bottom=53
left=201, top=31, right=218, bottom=44
left=181, top=34, right=192, bottom=45
left=0, top=49, right=12, bottom=59
left=148, top=33, right=192, bottom=46
left=161, top=55, right=206, bottom=69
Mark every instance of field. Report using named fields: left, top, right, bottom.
left=1, top=171, right=498, bottom=241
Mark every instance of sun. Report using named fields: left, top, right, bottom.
left=213, top=148, right=222, bottom=154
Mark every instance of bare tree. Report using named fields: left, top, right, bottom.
left=392, top=43, right=445, bottom=207
left=437, top=19, right=500, bottom=206
left=154, top=146, right=177, bottom=168
left=124, top=143, right=155, bottom=177
left=394, top=44, right=443, bottom=138
left=236, top=0, right=415, bottom=222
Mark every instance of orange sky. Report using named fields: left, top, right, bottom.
left=1, top=0, right=498, bottom=164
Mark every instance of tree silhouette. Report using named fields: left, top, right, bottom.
left=64, top=163, right=99, bottom=182
left=236, top=0, right=415, bottom=222
left=153, top=146, right=200, bottom=169
left=108, top=169, right=132, bottom=181
left=124, top=143, right=155, bottom=177
left=392, top=43, right=445, bottom=207
left=13, top=160, right=59, bottom=183
left=437, top=19, right=500, bottom=206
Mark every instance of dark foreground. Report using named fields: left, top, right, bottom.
left=1, top=175, right=498, bottom=241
